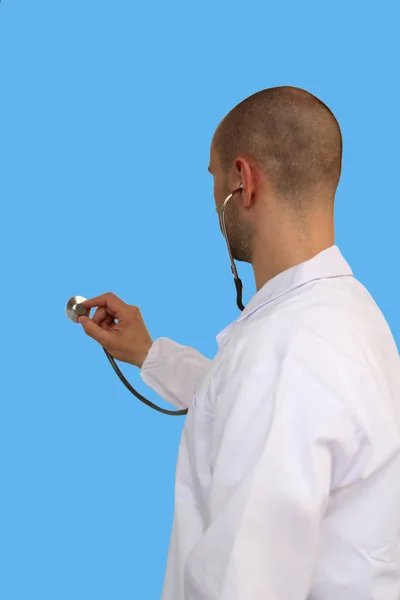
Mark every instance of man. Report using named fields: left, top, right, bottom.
left=78, top=86, right=400, bottom=599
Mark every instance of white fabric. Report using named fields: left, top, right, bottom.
left=141, top=245, right=400, bottom=600
left=141, top=338, right=211, bottom=410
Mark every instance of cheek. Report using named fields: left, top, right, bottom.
left=213, top=179, right=225, bottom=212
left=214, top=184, right=220, bottom=210
left=212, top=181, right=219, bottom=210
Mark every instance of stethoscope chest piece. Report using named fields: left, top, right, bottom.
left=66, top=296, right=89, bottom=323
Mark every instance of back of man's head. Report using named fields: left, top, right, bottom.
left=214, top=86, right=342, bottom=209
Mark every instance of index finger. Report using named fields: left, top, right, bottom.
left=82, top=293, right=125, bottom=315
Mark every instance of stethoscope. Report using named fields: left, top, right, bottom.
left=66, top=186, right=244, bottom=416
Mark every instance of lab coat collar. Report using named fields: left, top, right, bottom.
left=216, top=245, right=353, bottom=346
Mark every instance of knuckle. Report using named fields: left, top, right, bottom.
left=109, top=292, right=121, bottom=305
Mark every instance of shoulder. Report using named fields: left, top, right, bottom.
left=214, top=275, right=397, bottom=412
left=235, top=275, right=392, bottom=364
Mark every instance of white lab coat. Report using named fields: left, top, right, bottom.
left=141, top=245, right=400, bottom=600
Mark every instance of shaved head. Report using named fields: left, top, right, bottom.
left=213, top=86, right=342, bottom=208
left=209, top=87, right=341, bottom=275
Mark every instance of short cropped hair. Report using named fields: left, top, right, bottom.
left=214, top=86, right=342, bottom=204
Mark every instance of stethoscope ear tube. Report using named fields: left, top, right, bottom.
left=220, top=186, right=246, bottom=313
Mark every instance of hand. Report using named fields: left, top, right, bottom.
left=78, top=293, right=153, bottom=369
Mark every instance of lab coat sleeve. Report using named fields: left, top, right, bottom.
left=140, top=337, right=213, bottom=410
left=184, top=324, right=368, bottom=600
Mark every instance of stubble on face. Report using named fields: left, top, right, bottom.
left=210, top=146, right=253, bottom=264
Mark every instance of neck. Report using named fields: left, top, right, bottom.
left=251, top=212, right=335, bottom=291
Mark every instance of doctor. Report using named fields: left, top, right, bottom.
left=78, top=86, right=400, bottom=599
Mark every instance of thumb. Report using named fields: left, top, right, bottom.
left=78, top=315, right=111, bottom=347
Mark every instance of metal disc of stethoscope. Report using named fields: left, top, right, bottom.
left=66, top=296, right=90, bottom=322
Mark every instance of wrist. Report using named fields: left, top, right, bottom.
left=136, top=340, right=153, bottom=369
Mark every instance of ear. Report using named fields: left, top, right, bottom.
left=232, top=156, right=255, bottom=208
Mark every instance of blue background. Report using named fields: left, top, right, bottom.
left=0, top=1, right=399, bottom=598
